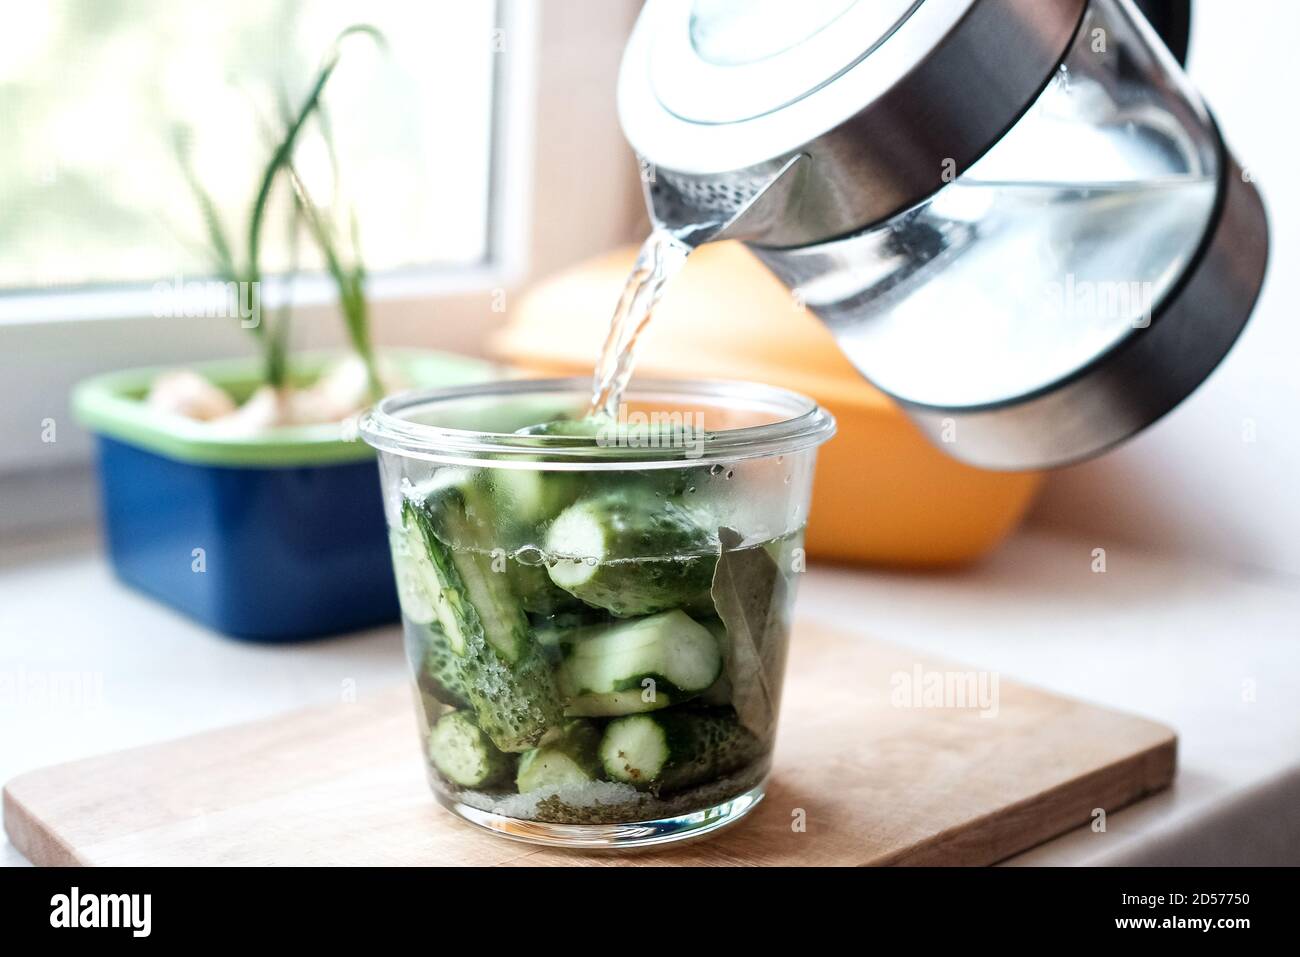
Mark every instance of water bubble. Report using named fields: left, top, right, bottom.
left=709, top=464, right=725, bottom=476
left=725, top=469, right=734, bottom=480
left=515, top=545, right=544, bottom=566
left=783, top=474, right=791, bottom=484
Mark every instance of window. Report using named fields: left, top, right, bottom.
left=0, top=0, right=502, bottom=304
left=0, top=0, right=644, bottom=502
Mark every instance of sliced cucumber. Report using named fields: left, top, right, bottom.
left=403, top=496, right=562, bottom=752
left=405, top=468, right=481, bottom=546
left=514, top=417, right=610, bottom=438
left=556, top=610, right=722, bottom=716
left=509, top=560, right=582, bottom=617
left=544, top=493, right=716, bottom=617
left=516, top=719, right=603, bottom=792
left=401, top=489, right=476, bottom=654
left=427, top=711, right=515, bottom=789
left=405, top=489, right=529, bottom=662
left=532, top=607, right=605, bottom=658
left=599, top=708, right=762, bottom=794
left=473, top=466, right=581, bottom=534
left=405, top=620, right=471, bottom=710
left=389, top=524, right=437, bottom=626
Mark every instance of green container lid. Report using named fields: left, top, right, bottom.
left=72, top=348, right=498, bottom=468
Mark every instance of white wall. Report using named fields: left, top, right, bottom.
left=1028, top=0, right=1300, bottom=578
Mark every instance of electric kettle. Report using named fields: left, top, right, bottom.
left=618, top=0, right=1269, bottom=469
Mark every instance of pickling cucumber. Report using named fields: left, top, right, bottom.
left=599, top=708, right=761, bottom=794
left=520, top=416, right=699, bottom=450
left=532, top=607, right=606, bottom=658
left=406, top=490, right=527, bottom=661
left=404, top=468, right=485, bottom=550
left=419, top=469, right=578, bottom=616
left=514, top=416, right=609, bottom=438
left=555, top=610, right=722, bottom=716
left=509, top=560, right=583, bottom=617
left=389, top=524, right=437, bottom=626
left=511, top=415, right=710, bottom=531
left=544, top=493, right=716, bottom=617
left=403, top=495, right=563, bottom=752
left=516, top=719, right=603, bottom=792
left=473, top=466, right=581, bottom=534
left=427, top=711, right=515, bottom=789
left=406, top=620, right=471, bottom=710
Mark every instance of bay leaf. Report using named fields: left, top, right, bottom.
left=709, top=526, right=790, bottom=738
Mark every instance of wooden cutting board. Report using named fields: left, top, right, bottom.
left=3, top=624, right=1175, bottom=866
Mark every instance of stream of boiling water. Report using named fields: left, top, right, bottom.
left=586, top=227, right=694, bottom=418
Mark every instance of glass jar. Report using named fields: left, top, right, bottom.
left=361, top=378, right=835, bottom=847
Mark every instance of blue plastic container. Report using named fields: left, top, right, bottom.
left=73, top=350, right=495, bottom=641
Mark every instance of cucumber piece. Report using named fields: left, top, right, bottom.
left=509, top=560, right=583, bottom=617
left=403, top=495, right=563, bottom=752
left=401, top=485, right=479, bottom=655
left=405, top=620, right=471, bottom=710
left=513, top=418, right=701, bottom=509
left=532, top=606, right=606, bottom=657
left=421, top=470, right=579, bottom=619
left=599, top=708, right=761, bottom=794
left=389, top=524, right=437, bottom=625
left=406, top=491, right=526, bottom=661
left=428, top=711, right=515, bottom=789
left=473, top=466, right=582, bottom=534
left=514, top=416, right=610, bottom=438
left=544, top=493, right=716, bottom=617
left=516, top=719, right=603, bottom=792
left=556, top=610, right=722, bottom=716
left=405, top=468, right=484, bottom=549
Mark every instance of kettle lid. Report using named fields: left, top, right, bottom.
left=648, top=0, right=925, bottom=125
left=620, top=0, right=1089, bottom=245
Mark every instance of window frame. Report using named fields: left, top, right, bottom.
left=0, top=0, right=535, bottom=327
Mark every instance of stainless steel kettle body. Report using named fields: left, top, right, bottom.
left=619, top=0, right=1269, bottom=470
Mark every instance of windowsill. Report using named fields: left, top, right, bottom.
left=2, top=524, right=1298, bottom=866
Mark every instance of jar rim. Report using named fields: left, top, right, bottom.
left=359, top=377, right=836, bottom=467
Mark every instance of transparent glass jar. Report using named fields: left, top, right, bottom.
left=361, top=378, right=835, bottom=848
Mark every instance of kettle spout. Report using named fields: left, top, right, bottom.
left=642, top=153, right=808, bottom=248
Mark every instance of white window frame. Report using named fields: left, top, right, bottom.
left=0, top=0, right=537, bottom=329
